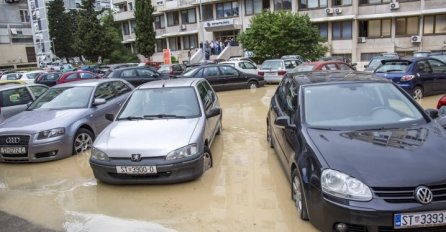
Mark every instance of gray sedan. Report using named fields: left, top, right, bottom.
left=89, top=78, right=222, bottom=184
left=0, top=79, right=134, bottom=163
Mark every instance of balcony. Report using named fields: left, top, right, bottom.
left=113, top=10, right=134, bottom=21
left=156, top=0, right=198, bottom=12
left=123, top=33, right=136, bottom=43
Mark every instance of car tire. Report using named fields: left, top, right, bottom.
left=73, top=128, right=94, bottom=155
left=292, top=169, right=309, bottom=221
left=412, top=86, right=423, bottom=100
left=203, top=146, right=213, bottom=172
left=248, top=81, right=259, bottom=89
left=267, top=122, right=274, bottom=148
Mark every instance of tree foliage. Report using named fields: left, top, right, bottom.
left=134, top=0, right=156, bottom=58
left=238, top=11, right=328, bottom=61
left=47, top=0, right=75, bottom=59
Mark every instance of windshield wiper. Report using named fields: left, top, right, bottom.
left=309, top=127, right=336, bottom=131
left=118, top=116, right=144, bottom=120
left=143, top=114, right=186, bottom=119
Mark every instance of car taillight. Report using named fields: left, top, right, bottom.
left=438, top=96, right=446, bottom=109
left=278, top=70, right=287, bottom=76
left=258, top=71, right=264, bottom=76
left=400, top=75, right=415, bottom=81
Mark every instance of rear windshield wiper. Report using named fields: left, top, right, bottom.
left=143, top=114, right=186, bottom=119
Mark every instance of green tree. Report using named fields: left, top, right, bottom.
left=47, top=0, right=75, bottom=60
left=134, top=0, right=156, bottom=58
left=238, top=11, right=328, bottom=61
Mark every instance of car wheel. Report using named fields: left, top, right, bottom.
left=267, top=122, right=274, bottom=148
left=292, top=169, right=309, bottom=221
left=412, top=86, right=423, bottom=100
left=73, top=128, right=94, bottom=155
left=248, top=81, right=259, bottom=89
left=203, top=146, right=213, bottom=172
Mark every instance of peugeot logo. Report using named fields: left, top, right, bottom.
left=5, top=137, right=20, bottom=144
left=131, top=154, right=142, bottom=162
left=415, top=186, right=433, bottom=204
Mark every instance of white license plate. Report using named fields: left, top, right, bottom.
left=394, top=210, right=446, bottom=229
left=116, top=166, right=157, bottom=174
left=0, top=146, right=26, bottom=154
left=264, top=73, right=276, bottom=76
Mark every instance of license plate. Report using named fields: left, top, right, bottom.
left=394, top=210, right=446, bottom=229
left=0, top=146, right=26, bottom=154
left=264, top=73, right=276, bottom=76
left=116, top=166, right=157, bottom=174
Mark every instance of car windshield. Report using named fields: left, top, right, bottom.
left=367, top=58, right=384, bottom=70
left=117, top=87, right=201, bottom=119
left=303, top=83, right=425, bottom=130
left=375, top=61, right=411, bottom=73
left=28, top=86, right=94, bottom=110
left=27, top=72, right=41, bottom=79
left=182, top=67, right=199, bottom=77
left=293, top=64, right=316, bottom=72
left=261, top=61, right=282, bottom=70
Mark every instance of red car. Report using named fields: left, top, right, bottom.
left=293, top=60, right=355, bottom=72
left=56, top=71, right=101, bottom=85
left=438, top=95, right=446, bottom=109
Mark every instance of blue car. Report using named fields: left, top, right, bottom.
left=374, top=57, right=446, bottom=100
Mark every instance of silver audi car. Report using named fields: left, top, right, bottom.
left=0, top=79, right=134, bottom=163
left=89, top=78, right=222, bottom=184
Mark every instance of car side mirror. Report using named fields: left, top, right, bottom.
left=352, top=63, right=357, bottom=67
left=274, top=116, right=296, bottom=129
left=93, top=98, right=106, bottom=106
left=206, top=108, right=221, bottom=118
left=364, top=65, right=368, bottom=68
left=425, top=108, right=438, bottom=119
left=105, top=113, right=114, bottom=121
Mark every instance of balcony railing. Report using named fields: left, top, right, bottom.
left=113, top=10, right=134, bottom=21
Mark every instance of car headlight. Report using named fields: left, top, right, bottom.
left=91, top=147, right=109, bottom=161
left=37, top=127, right=65, bottom=140
left=166, top=144, right=198, bottom=160
left=321, top=169, right=372, bottom=201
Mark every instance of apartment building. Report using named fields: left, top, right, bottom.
left=113, top=0, right=446, bottom=66
left=0, top=0, right=36, bottom=69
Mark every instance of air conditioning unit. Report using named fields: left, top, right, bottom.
left=358, top=37, right=366, bottom=43
left=325, top=8, right=334, bottom=15
left=335, top=8, right=342, bottom=14
left=411, top=35, right=421, bottom=43
left=390, top=2, right=400, bottom=10
left=180, top=24, right=186, bottom=31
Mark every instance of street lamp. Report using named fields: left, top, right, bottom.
left=51, top=37, right=56, bottom=59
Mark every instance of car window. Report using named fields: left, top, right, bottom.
left=375, top=61, right=410, bottom=73
left=284, top=60, right=298, bottom=69
left=197, top=82, right=212, bottom=110
left=202, top=80, right=216, bottom=103
left=416, top=60, right=432, bottom=73
left=80, top=72, right=94, bottom=79
left=111, top=81, right=132, bottom=96
left=6, top=74, right=18, bottom=80
left=220, top=66, right=238, bottom=76
left=261, top=60, right=282, bottom=70
left=193, top=68, right=203, bottom=78
left=172, top=65, right=182, bottom=72
left=203, top=67, right=220, bottom=77
left=28, top=86, right=94, bottom=109
left=238, top=62, right=246, bottom=69
left=338, top=63, right=353, bottom=70
left=285, top=81, right=297, bottom=115
left=1, top=87, right=33, bottom=107
left=121, top=69, right=137, bottom=77
left=277, top=78, right=292, bottom=112
left=136, top=68, right=156, bottom=77
left=43, top=73, right=60, bottom=80
left=66, top=73, right=78, bottom=80
left=325, top=64, right=338, bottom=70
left=427, top=59, right=446, bottom=73
left=243, top=62, right=257, bottom=69
left=94, top=83, right=115, bottom=100
left=294, top=64, right=316, bottom=72
left=28, top=85, right=48, bottom=98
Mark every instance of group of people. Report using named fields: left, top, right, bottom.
left=200, top=38, right=237, bottom=60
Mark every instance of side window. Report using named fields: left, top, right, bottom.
left=220, top=66, right=238, bottom=76
left=80, top=72, right=94, bottom=79
left=243, top=62, right=257, bottom=69
left=172, top=65, right=182, bottom=71
left=28, top=85, right=48, bottom=98
left=428, top=59, right=446, bottom=73
left=6, top=74, right=18, bottom=80
left=66, top=73, right=78, bottom=80
left=284, top=60, right=298, bottom=69
left=121, top=69, right=137, bottom=77
left=326, top=64, right=338, bottom=70
left=416, top=60, right=432, bottom=73
left=194, top=68, right=204, bottom=78
left=285, top=81, right=297, bottom=115
left=238, top=62, right=246, bottom=69
left=44, top=73, right=60, bottom=80
left=136, top=68, right=155, bottom=77
left=111, top=81, right=131, bottom=96
left=94, top=83, right=114, bottom=100
left=277, top=78, right=291, bottom=110
left=203, top=67, right=220, bottom=77
left=202, top=80, right=216, bottom=104
left=1, top=87, right=33, bottom=107
left=197, top=82, right=212, bottom=110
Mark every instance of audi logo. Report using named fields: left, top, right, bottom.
left=131, top=154, right=142, bottom=162
left=415, top=186, right=433, bottom=204
left=5, top=137, right=20, bottom=144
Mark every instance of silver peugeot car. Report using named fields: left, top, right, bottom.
left=89, top=78, right=222, bottom=184
left=0, top=79, right=134, bottom=163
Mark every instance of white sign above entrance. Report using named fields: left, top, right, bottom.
left=204, top=19, right=240, bottom=31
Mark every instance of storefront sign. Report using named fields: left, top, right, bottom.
left=204, top=19, right=234, bottom=29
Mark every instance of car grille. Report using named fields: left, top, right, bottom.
left=372, top=185, right=446, bottom=203
left=378, top=226, right=446, bottom=232
left=0, top=135, right=30, bottom=146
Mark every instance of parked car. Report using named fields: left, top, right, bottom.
left=47, top=63, right=75, bottom=72
left=227, top=57, right=257, bottom=64
left=98, top=63, right=138, bottom=77
left=34, top=72, right=63, bottom=87
left=106, top=66, right=163, bottom=87
left=281, top=55, right=304, bottom=63
left=429, top=51, right=446, bottom=63
left=89, top=78, right=222, bottom=184
left=19, top=70, right=47, bottom=84
left=266, top=70, right=446, bottom=232
left=0, top=83, right=48, bottom=122
left=373, top=57, right=446, bottom=100
left=0, top=79, right=134, bottom=163
left=258, top=59, right=301, bottom=83
left=364, top=54, right=399, bottom=72
left=56, top=71, right=101, bottom=85
left=438, top=95, right=446, bottom=109
left=157, top=64, right=187, bottom=78
left=219, top=60, right=258, bottom=75
left=414, top=50, right=432, bottom=57
left=0, top=72, right=22, bottom=81
left=180, top=64, right=265, bottom=91
left=291, top=61, right=355, bottom=73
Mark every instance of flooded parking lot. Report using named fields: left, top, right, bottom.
left=0, top=86, right=443, bottom=232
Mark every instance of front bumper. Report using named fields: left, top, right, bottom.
left=90, top=153, right=205, bottom=184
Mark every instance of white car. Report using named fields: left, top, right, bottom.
left=0, top=72, right=22, bottom=81
left=18, top=70, right=46, bottom=84
left=219, top=60, right=258, bottom=75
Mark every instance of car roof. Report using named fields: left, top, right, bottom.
left=0, top=82, right=47, bottom=90
left=137, top=78, right=203, bottom=89
left=54, top=79, right=118, bottom=88
left=291, top=70, right=389, bottom=86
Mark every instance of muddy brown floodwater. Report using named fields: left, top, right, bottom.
left=0, top=86, right=443, bottom=232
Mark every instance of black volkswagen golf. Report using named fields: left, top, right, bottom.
left=266, top=70, right=446, bottom=232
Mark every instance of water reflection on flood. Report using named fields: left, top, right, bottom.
left=0, top=86, right=442, bottom=232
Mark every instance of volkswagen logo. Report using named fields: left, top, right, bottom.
left=415, top=186, right=433, bottom=204
left=131, top=154, right=142, bottom=162
left=5, top=137, right=20, bottom=144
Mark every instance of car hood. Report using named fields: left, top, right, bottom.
left=307, top=123, right=446, bottom=187
left=0, top=109, right=88, bottom=133
left=94, top=118, right=200, bottom=158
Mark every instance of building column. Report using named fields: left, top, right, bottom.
left=351, top=0, right=359, bottom=63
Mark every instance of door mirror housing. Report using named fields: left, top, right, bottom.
left=425, top=108, right=438, bottom=119
left=105, top=113, right=114, bottom=121
left=364, top=65, right=369, bottom=68
left=206, top=108, right=221, bottom=118
left=93, top=98, right=106, bottom=106
left=274, top=116, right=296, bottom=129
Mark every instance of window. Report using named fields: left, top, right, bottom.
left=66, top=73, right=78, bottom=80
left=167, top=12, right=179, bottom=26
left=26, top=47, right=36, bottom=63
left=1, top=88, right=33, bottom=107
left=130, top=20, right=136, bottom=33
left=216, top=1, right=239, bottom=19
left=122, top=22, right=130, bottom=35
left=111, top=81, right=131, bottom=95
left=168, top=37, right=181, bottom=51
left=203, top=67, right=220, bottom=76
left=94, top=83, right=115, bottom=100
left=245, top=0, right=263, bottom=15
left=220, top=66, right=238, bottom=75
left=80, top=73, right=94, bottom=79
left=360, top=52, right=381, bottom=61
left=136, top=68, right=156, bottom=77
left=156, top=39, right=167, bottom=52
left=240, top=62, right=257, bottom=69
left=183, top=34, right=198, bottom=49
left=333, top=0, right=351, bottom=6
left=128, top=2, right=133, bottom=11
left=428, top=59, right=446, bottom=73
left=359, top=0, right=391, bottom=4
left=121, top=69, right=137, bottom=77
left=396, top=16, right=419, bottom=36
left=181, top=9, right=196, bottom=24
left=359, top=19, right=391, bottom=38
left=202, top=4, right=214, bottom=21
left=424, top=14, right=446, bottom=35
left=299, top=0, right=327, bottom=9
left=28, top=85, right=48, bottom=98
left=20, top=10, right=30, bottom=23
left=197, top=82, right=212, bottom=110
left=332, top=53, right=352, bottom=63
left=155, top=15, right=166, bottom=29
left=274, top=0, right=292, bottom=11
left=315, top=23, right=328, bottom=39
left=332, top=21, right=352, bottom=40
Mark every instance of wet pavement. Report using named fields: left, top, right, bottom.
left=0, top=86, right=443, bottom=232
